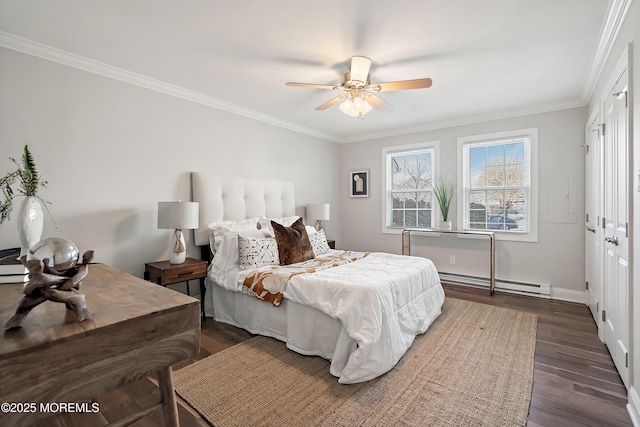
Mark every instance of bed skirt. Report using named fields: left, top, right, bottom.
left=205, top=279, right=351, bottom=362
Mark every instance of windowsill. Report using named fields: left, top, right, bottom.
left=382, top=227, right=412, bottom=235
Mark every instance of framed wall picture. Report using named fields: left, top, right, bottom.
left=349, top=169, right=369, bottom=198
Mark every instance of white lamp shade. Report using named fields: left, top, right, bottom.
left=157, top=201, right=199, bottom=230
left=306, top=203, right=330, bottom=221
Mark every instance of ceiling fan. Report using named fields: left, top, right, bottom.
left=286, top=56, right=432, bottom=118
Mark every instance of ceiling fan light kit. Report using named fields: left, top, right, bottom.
left=286, top=56, right=432, bottom=119
left=339, top=96, right=373, bottom=118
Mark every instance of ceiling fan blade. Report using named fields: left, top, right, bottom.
left=350, top=56, right=372, bottom=83
left=366, top=94, right=394, bottom=112
left=286, top=82, right=338, bottom=90
left=315, top=94, right=348, bottom=110
left=373, top=78, right=433, bottom=92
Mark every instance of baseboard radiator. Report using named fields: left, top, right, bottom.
left=439, top=272, right=551, bottom=298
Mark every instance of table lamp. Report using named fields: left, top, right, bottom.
left=306, top=203, right=330, bottom=231
left=157, top=201, right=199, bottom=264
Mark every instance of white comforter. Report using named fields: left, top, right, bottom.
left=282, top=252, right=444, bottom=384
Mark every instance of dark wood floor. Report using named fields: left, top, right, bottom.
left=41, top=284, right=631, bottom=427
left=445, top=284, right=631, bottom=427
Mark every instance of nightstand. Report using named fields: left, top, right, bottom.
left=327, top=240, right=336, bottom=249
left=144, top=257, right=208, bottom=318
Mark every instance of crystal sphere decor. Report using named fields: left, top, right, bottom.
left=28, top=237, right=80, bottom=272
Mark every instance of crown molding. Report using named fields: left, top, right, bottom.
left=0, top=31, right=339, bottom=143
left=581, top=0, right=633, bottom=103
left=336, top=98, right=586, bottom=143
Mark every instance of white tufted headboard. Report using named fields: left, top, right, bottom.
left=191, top=172, right=296, bottom=247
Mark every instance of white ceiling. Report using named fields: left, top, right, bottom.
left=0, top=1, right=618, bottom=142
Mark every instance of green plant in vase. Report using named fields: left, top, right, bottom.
left=0, top=145, right=48, bottom=222
left=1, top=145, right=49, bottom=254
left=431, top=175, right=456, bottom=230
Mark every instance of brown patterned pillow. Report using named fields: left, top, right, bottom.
left=271, top=217, right=315, bottom=265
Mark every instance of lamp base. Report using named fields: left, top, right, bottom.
left=314, top=220, right=323, bottom=232
left=169, top=229, right=187, bottom=264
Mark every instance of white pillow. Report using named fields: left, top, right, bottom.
left=208, top=217, right=263, bottom=254
left=309, top=229, right=330, bottom=256
left=209, top=228, right=268, bottom=288
left=209, top=232, right=241, bottom=289
left=238, top=235, right=280, bottom=270
left=258, top=216, right=300, bottom=235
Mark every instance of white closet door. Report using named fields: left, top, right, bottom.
left=585, top=115, right=603, bottom=340
left=602, top=64, right=629, bottom=389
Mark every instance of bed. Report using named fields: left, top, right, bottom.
left=192, top=172, right=444, bottom=384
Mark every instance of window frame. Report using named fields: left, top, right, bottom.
left=457, top=128, right=538, bottom=242
left=382, top=141, right=440, bottom=235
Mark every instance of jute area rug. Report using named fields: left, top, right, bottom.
left=174, top=298, right=538, bottom=426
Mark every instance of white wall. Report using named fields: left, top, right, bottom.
left=338, top=107, right=587, bottom=299
left=0, top=47, right=341, bottom=288
left=587, top=1, right=639, bottom=423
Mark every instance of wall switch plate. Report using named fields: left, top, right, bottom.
left=449, top=256, right=456, bottom=265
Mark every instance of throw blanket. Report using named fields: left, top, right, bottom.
left=243, top=251, right=369, bottom=306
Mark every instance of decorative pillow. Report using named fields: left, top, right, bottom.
left=209, top=228, right=267, bottom=274
left=271, top=217, right=314, bottom=265
left=238, top=235, right=279, bottom=270
left=309, top=229, right=330, bottom=256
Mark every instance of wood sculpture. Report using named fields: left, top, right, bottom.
left=4, top=250, right=95, bottom=330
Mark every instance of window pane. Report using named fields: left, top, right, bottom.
left=469, top=189, right=486, bottom=205
left=391, top=152, right=432, bottom=191
left=486, top=144, right=504, bottom=162
left=387, top=147, right=435, bottom=229
left=505, top=142, right=525, bottom=186
left=405, top=210, right=417, bottom=227
left=486, top=165, right=505, bottom=187
left=469, top=146, right=486, bottom=187
left=505, top=188, right=525, bottom=211
left=469, top=209, right=487, bottom=229
left=463, top=137, right=529, bottom=234
left=486, top=189, right=504, bottom=211
left=417, top=192, right=432, bottom=208
left=392, top=196, right=403, bottom=209
left=468, top=190, right=487, bottom=229
left=417, top=209, right=431, bottom=228
left=392, top=210, right=404, bottom=227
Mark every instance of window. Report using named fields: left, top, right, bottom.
left=382, top=141, right=439, bottom=233
left=457, top=128, right=538, bottom=242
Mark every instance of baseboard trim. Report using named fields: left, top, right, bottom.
left=440, top=272, right=587, bottom=304
left=439, top=272, right=550, bottom=298
left=549, top=287, right=587, bottom=304
left=629, top=386, right=640, bottom=427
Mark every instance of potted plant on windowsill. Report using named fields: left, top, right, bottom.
left=1, top=145, right=48, bottom=255
left=431, top=175, right=456, bottom=230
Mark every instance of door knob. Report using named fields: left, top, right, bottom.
left=585, top=226, right=596, bottom=233
left=604, top=235, right=619, bottom=245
